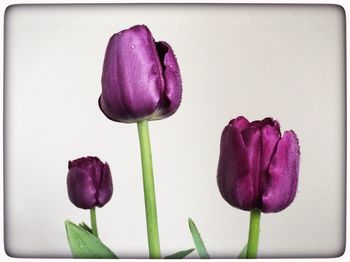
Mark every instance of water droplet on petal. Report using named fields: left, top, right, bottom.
left=131, top=44, right=135, bottom=49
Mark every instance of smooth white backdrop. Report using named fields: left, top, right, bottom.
left=4, top=4, right=346, bottom=258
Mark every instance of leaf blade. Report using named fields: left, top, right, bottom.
left=188, top=218, right=210, bottom=259
left=164, top=248, right=195, bottom=259
left=78, top=221, right=92, bottom=234
left=238, top=244, right=248, bottom=259
left=65, top=220, right=118, bottom=258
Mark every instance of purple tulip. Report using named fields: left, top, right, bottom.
left=99, top=24, right=182, bottom=123
left=217, top=116, right=300, bottom=213
left=67, top=156, right=113, bottom=209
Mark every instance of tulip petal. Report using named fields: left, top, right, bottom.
left=69, top=156, right=100, bottom=169
left=241, top=126, right=262, bottom=208
left=262, top=131, right=300, bottom=213
left=217, top=117, right=257, bottom=210
left=100, top=25, right=164, bottom=122
left=97, top=163, right=113, bottom=207
left=260, top=124, right=280, bottom=173
left=229, top=116, right=250, bottom=131
left=151, top=41, right=182, bottom=120
left=67, top=167, right=97, bottom=209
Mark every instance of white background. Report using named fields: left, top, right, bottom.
left=3, top=4, right=346, bottom=258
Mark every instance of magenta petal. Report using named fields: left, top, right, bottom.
left=97, top=163, right=113, bottom=207
left=151, top=41, right=182, bottom=120
left=100, top=25, right=182, bottom=123
left=229, top=116, right=250, bottom=131
left=69, top=156, right=101, bottom=169
left=262, top=131, right=300, bottom=213
left=241, top=126, right=262, bottom=208
left=100, top=25, right=163, bottom=122
left=217, top=122, right=256, bottom=210
left=217, top=116, right=300, bottom=213
left=67, top=167, right=97, bottom=209
left=67, top=156, right=113, bottom=209
left=260, top=124, right=280, bottom=173
left=251, top=118, right=281, bottom=135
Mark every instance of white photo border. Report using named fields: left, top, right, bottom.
left=0, top=0, right=347, bottom=261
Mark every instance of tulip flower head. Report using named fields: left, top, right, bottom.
left=99, top=24, right=182, bottom=123
left=217, top=116, right=300, bottom=213
left=67, top=156, right=113, bottom=209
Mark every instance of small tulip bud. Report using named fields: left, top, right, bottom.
left=67, top=156, right=113, bottom=209
left=99, top=24, right=182, bottom=123
left=217, top=116, right=300, bottom=213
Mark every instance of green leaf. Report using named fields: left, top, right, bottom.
left=188, top=218, right=210, bottom=259
left=78, top=221, right=92, bottom=234
left=164, top=248, right=195, bottom=259
left=238, top=244, right=247, bottom=258
left=65, top=220, right=118, bottom=258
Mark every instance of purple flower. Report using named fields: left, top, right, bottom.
left=99, top=24, right=182, bottom=123
left=217, top=116, right=300, bottom=213
left=67, top=156, right=113, bottom=209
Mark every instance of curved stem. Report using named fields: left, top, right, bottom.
left=246, top=209, right=261, bottom=258
left=90, top=207, right=99, bottom=238
left=137, top=120, right=161, bottom=259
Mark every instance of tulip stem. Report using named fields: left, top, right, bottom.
left=246, top=209, right=261, bottom=258
left=90, top=207, right=99, bottom=238
left=137, top=120, right=161, bottom=259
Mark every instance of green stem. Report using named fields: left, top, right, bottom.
left=246, top=209, right=261, bottom=258
left=137, top=120, right=161, bottom=259
left=90, top=207, right=99, bottom=238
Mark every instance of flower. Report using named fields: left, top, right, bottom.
left=217, top=116, right=300, bottom=213
left=67, top=156, right=113, bottom=209
left=99, top=24, right=182, bottom=123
